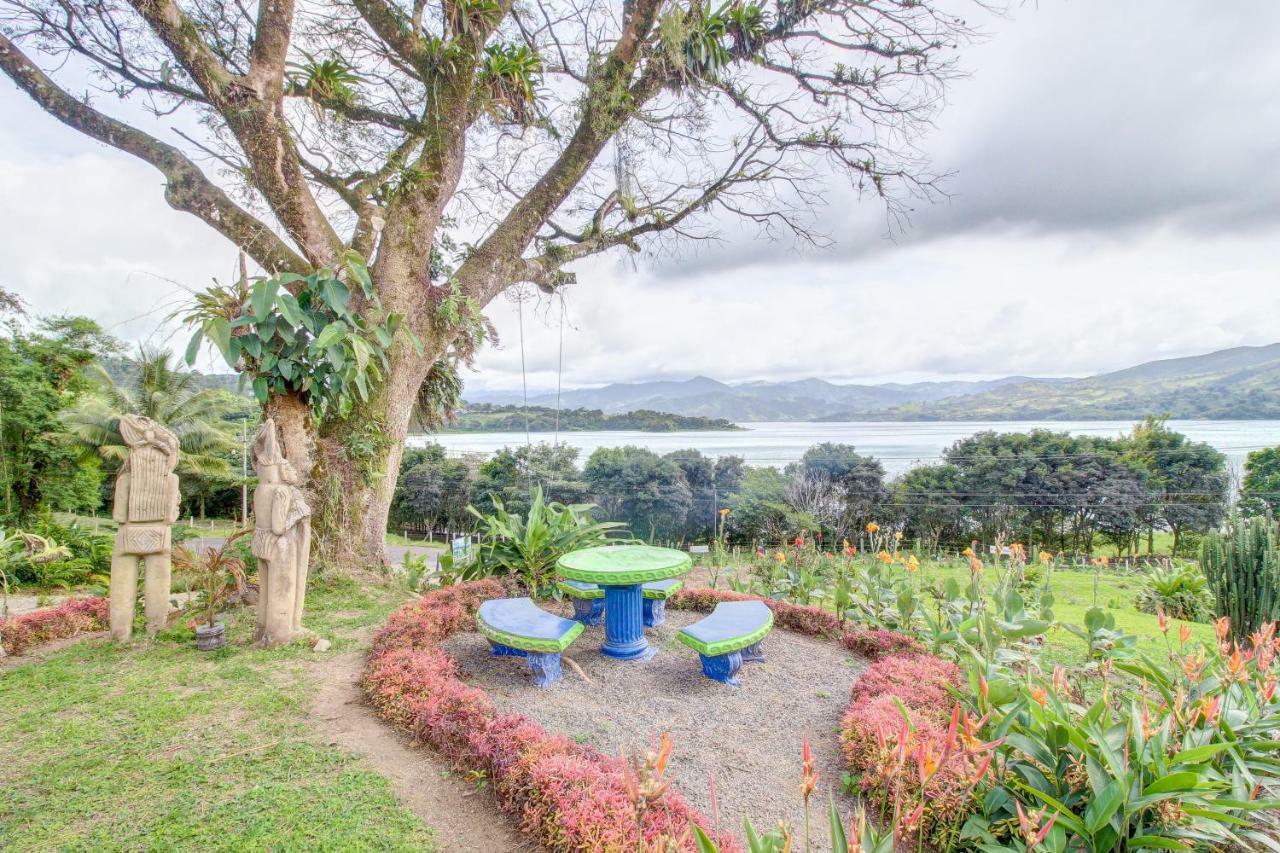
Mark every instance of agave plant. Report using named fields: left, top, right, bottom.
left=467, top=485, right=626, bottom=595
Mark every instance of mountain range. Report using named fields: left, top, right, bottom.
left=465, top=343, right=1280, bottom=421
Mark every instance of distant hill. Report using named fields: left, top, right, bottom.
left=468, top=375, right=1041, bottom=421
left=467, top=344, right=1280, bottom=422
left=443, top=404, right=742, bottom=432
left=858, top=344, right=1280, bottom=420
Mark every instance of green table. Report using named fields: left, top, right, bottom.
left=556, top=544, right=691, bottom=661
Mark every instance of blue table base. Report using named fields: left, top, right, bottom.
left=698, top=641, right=765, bottom=687
left=488, top=641, right=564, bottom=687
left=601, top=583, right=655, bottom=661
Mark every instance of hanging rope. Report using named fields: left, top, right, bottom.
left=554, top=291, right=565, bottom=446
left=517, top=293, right=531, bottom=446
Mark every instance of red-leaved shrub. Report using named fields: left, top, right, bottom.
left=0, top=596, right=109, bottom=656
left=363, top=581, right=739, bottom=852
left=839, top=652, right=991, bottom=847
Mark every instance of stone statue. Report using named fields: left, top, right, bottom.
left=252, top=419, right=312, bottom=645
left=109, top=414, right=181, bottom=641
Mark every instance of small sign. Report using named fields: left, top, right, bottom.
left=452, top=536, right=472, bottom=563
left=688, top=544, right=710, bottom=554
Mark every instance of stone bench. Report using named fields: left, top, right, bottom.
left=641, top=578, right=683, bottom=627
left=557, top=579, right=605, bottom=626
left=676, top=600, right=773, bottom=687
left=477, top=597, right=584, bottom=687
left=557, top=578, right=684, bottom=628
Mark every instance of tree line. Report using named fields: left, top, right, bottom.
left=390, top=418, right=1256, bottom=557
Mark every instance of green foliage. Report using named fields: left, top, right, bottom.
left=173, top=530, right=249, bottom=627
left=390, top=443, right=472, bottom=533
left=64, top=344, right=238, bottom=481
left=0, top=315, right=113, bottom=521
left=1063, top=605, right=1139, bottom=660
left=184, top=252, right=418, bottom=419
left=467, top=486, right=626, bottom=595
left=1134, top=564, right=1213, bottom=623
left=447, top=403, right=740, bottom=433
left=289, top=52, right=361, bottom=106
left=1200, top=516, right=1280, bottom=641
left=478, top=43, right=541, bottom=126
left=584, top=446, right=692, bottom=541
left=1241, top=445, right=1280, bottom=519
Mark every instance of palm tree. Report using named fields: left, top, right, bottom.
left=65, top=345, right=239, bottom=481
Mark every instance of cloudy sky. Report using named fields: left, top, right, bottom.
left=4, top=0, right=1279, bottom=396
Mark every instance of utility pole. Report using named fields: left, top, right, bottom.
left=241, top=416, right=249, bottom=525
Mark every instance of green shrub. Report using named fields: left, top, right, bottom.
left=1200, top=516, right=1280, bottom=640
left=11, top=517, right=112, bottom=590
left=1134, top=563, right=1213, bottom=622
left=468, top=486, right=627, bottom=595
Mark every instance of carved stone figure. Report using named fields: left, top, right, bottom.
left=109, top=414, right=181, bottom=641
left=252, top=419, right=312, bottom=645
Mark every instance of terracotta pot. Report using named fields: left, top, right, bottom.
left=195, top=621, right=226, bottom=651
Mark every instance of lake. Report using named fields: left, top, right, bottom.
left=414, top=420, right=1280, bottom=477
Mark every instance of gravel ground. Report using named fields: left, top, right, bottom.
left=441, top=608, right=867, bottom=845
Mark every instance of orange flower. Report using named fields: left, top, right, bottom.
left=794, top=535, right=805, bottom=547
left=1031, top=686, right=1048, bottom=707
left=800, top=738, right=818, bottom=802
left=1157, top=609, right=1168, bottom=634
left=1215, top=617, right=1231, bottom=642
left=865, top=521, right=880, bottom=534
left=962, top=546, right=975, bottom=558
left=1178, top=624, right=1192, bottom=645
left=968, top=555, right=984, bottom=576
left=905, top=554, right=920, bottom=572
left=774, top=551, right=786, bottom=564
left=1226, top=645, right=1250, bottom=684
left=877, top=550, right=892, bottom=564
left=718, top=507, right=730, bottom=518
left=1038, top=550, right=1053, bottom=564
left=1198, top=695, right=1222, bottom=726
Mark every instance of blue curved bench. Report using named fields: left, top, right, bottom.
left=477, top=597, right=584, bottom=687
left=676, top=600, right=773, bottom=687
left=557, top=578, right=684, bottom=627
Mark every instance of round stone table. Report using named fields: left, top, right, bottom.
left=556, top=544, right=691, bottom=661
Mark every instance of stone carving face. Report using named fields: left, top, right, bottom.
left=119, top=414, right=179, bottom=472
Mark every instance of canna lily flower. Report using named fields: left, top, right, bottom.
left=894, top=531, right=904, bottom=541
left=1030, top=686, right=1048, bottom=707
left=843, top=544, right=856, bottom=558
left=906, top=554, right=920, bottom=572
left=877, top=550, right=892, bottom=564
left=968, top=555, right=984, bottom=576
left=1038, top=550, right=1053, bottom=564
left=774, top=551, right=787, bottom=564
left=962, top=546, right=975, bottom=558
left=719, top=507, right=730, bottom=518
left=794, top=535, right=805, bottom=547
left=865, top=521, right=880, bottom=534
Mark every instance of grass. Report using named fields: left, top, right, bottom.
left=0, top=577, right=434, bottom=851
left=910, top=559, right=1214, bottom=667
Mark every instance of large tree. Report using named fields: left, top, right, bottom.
left=0, top=0, right=976, bottom=566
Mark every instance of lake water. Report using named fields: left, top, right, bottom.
left=414, top=420, right=1280, bottom=477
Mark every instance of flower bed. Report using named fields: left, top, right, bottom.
left=362, top=580, right=739, bottom=852
left=0, top=596, right=109, bottom=656
left=671, top=587, right=977, bottom=846
left=365, top=582, right=958, bottom=850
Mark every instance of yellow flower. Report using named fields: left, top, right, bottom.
left=865, top=521, right=880, bottom=534
left=894, top=531, right=904, bottom=541
left=1038, top=550, right=1053, bottom=564
left=877, top=550, right=892, bottom=564
left=718, top=507, right=730, bottom=518
left=774, top=551, right=786, bottom=564
left=962, top=546, right=975, bottom=558
left=906, top=555, right=920, bottom=572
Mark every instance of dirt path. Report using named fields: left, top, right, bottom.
left=306, top=646, right=532, bottom=853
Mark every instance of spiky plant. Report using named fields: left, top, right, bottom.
left=1200, top=516, right=1280, bottom=641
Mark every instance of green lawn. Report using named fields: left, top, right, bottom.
left=909, top=559, right=1214, bottom=667
left=0, top=579, right=433, bottom=851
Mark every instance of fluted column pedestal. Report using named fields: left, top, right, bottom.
left=601, top=583, right=654, bottom=661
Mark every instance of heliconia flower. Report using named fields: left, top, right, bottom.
left=1178, top=624, right=1192, bottom=645
left=1215, top=616, right=1231, bottom=642
left=1198, top=695, right=1222, bottom=725
left=1259, top=678, right=1276, bottom=704
left=1157, top=609, right=1168, bottom=633
left=1226, top=645, right=1250, bottom=683
left=979, top=674, right=990, bottom=702
left=800, top=737, right=818, bottom=801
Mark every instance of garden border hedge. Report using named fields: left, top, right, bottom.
left=362, top=580, right=965, bottom=850
left=0, top=596, right=109, bottom=656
